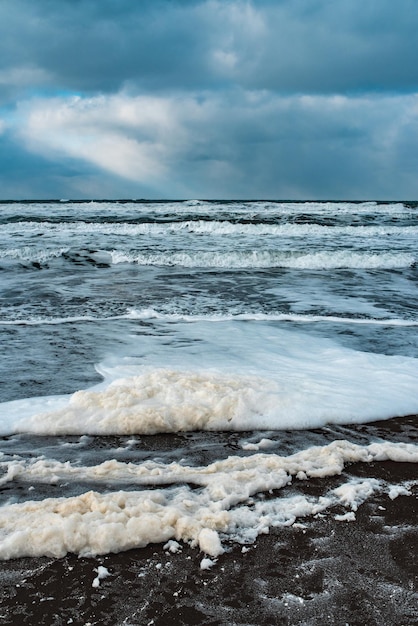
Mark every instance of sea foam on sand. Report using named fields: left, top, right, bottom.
left=1, top=322, right=417, bottom=563
left=0, top=440, right=416, bottom=560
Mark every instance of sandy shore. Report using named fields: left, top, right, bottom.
left=0, top=459, right=416, bottom=626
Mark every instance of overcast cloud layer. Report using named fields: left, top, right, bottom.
left=1, top=0, right=418, bottom=199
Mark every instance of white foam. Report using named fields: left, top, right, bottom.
left=0, top=246, right=69, bottom=263
left=2, top=308, right=418, bottom=327
left=1, top=440, right=417, bottom=488
left=200, top=558, right=216, bottom=569
left=2, top=321, right=418, bottom=435
left=0, top=441, right=414, bottom=560
left=198, top=528, right=224, bottom=557
left=240, top=438, right=277, bottom=451
left=163, top=540, right=182, bottom=553
left=334, top=511, right=356, bottom=522
left=3, top=363, right=417, bottom=436
left=4, top=243, right=412, bottom=271
left=388, top=485, right=412, bottom=499
left=4, top=220, right=418, bottom=239
left=109, top=249, right=415, bottom=270
left=126, top=308, right=418, bottom=327
left=2, top=200, right=411, bottom=220
left=333, top=478, right=380, bottom=511
left=0, top=313, right=135, bottom=326
left=92, top=565, right=110, bottom=588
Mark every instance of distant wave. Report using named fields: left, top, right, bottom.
left=2, top=308, right=418, bottom=327
left=0, top=200, right=415, bottom=229
left=2, top=246, right=414, bottom=270
left=3, top=220, right=418, bottom=238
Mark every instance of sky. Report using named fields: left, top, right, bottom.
left=1, top=0, right=418, bottom=200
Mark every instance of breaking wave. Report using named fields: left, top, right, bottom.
left=3, top=220, right=418, bottom=238
left=110, top=250, right=415, bottom=270
left=2, top=308, right=418, bottom=327
left=2, top=247, right=414, bottom=270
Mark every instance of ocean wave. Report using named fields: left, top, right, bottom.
left=109, top=250, right=415, bottom=270
left=0, top=314, right=130, bottom=326
left=0, top=247, right=111, bottom=267
left=1, top=308, right=418, bottom=327
left=2, top=247, right=414, bottom=270
left=3, top=220, right=418, bottom=238
left=125, top=308, right=418, bottom=326
left=0, top=246, right=70, bottom=264
left=0, top=201, right=415, bottom=229
left=3, top=345, right=418, bottom=436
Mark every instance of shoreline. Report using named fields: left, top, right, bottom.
left=0, top=459, right=416, bottom=625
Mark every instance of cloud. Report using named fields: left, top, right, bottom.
left=14, top=90, right=418, bottom=199
left=16, top=94, right=189, bottom=194
left=0, top=0, right=212, bottom=97
left=1, top=0, right=418, bottom=101
left=1, top=0, right=418, bottom=198
left=226, top=0, right=418, bottom=93
left=0, top=126, right=161, bottom=199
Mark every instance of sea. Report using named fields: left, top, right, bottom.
left=0, top=200, right=417, bottom=624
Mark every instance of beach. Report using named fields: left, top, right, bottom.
left=0, top=419, right=416, bottom=625
left=0, top=200, right=417, bottom=624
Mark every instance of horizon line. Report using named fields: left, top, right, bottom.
left=0, top=198, right=416, bottom=204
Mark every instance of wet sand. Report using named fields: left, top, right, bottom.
left=0, top=459, right=416, bottom=625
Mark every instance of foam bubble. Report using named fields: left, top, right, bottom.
left=0, top=440, right=415, bottom=560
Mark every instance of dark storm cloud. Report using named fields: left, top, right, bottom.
left=0, top=0, right=211, bottom=100
left=1, top=0, right=418, bottom=102
left=1, top=0, right=418, bottom=199
left=13, top=90, right=418, bottom=199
